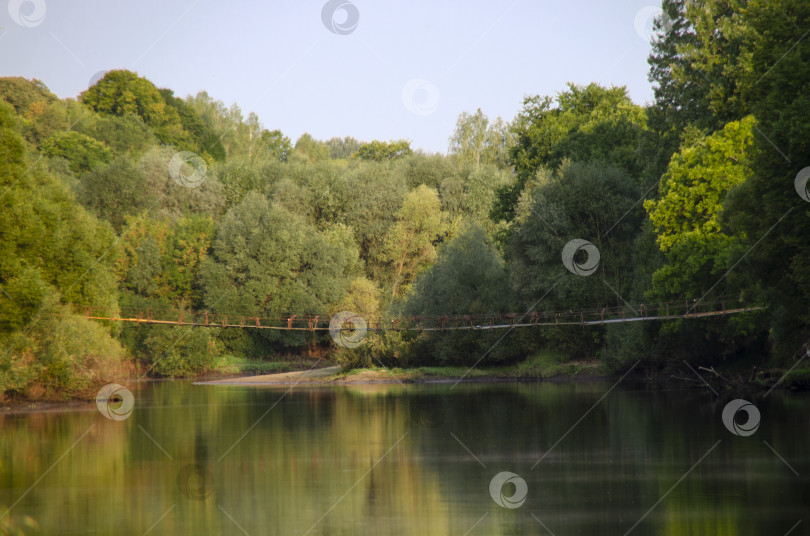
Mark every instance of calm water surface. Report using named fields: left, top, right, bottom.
left=1, top=380, right=808, bottom=535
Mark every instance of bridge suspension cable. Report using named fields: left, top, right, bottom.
left=75, top=298, right=763, bottom=332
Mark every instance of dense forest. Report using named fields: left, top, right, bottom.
left=1, top=0, right=809, bottom=399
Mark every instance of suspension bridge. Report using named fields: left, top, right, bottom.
left=78, top=298, right=763, bottom=333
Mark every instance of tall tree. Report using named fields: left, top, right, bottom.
left=494, top=83, right=647, bottom=223
left=508, top=161, right=642, bottom=358
left=403, top=224, right=518, bottom=365
left=382, top=186, right=447, bottom=299
left=723, top=0, right=810, bottom=359
left=200, top=192, right=359, bottom=350
left=293, top=133, right=330, bottom=162
left=80, top=70, right=187, bottom=146
left=448, top=109, right=513, bottom=169
left=645, top=116, right=755, bottom=299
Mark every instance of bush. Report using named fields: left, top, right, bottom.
left=36, top=309, right=129, bottom=396
left=0, top=301, right=130, bottom=400
left=144, top=326, right=218, bottom=377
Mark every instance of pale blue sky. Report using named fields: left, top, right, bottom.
left=1, top=0, right=665, bottom=153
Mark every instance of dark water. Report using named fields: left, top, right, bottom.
left=1, top=380, right=808, bottom=535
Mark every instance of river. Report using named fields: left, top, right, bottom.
left=1, top=380, right=807, bottom=535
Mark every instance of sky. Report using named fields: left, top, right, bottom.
left=1, top=0, right=666, bottom=153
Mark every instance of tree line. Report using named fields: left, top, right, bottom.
left=1, top=0, right=808, bottom=398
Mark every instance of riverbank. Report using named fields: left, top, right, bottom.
left=4, top=350, right=809, bottom=410
left=198, top=352, right=604, bottom=386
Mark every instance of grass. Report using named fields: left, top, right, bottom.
left=211, top=355, right=297, bottom=375
left=781, top=368, right=810, bottom=390
left=330, top=350, right=604, bottom=382
left=508, top=349, right=604, bottom=378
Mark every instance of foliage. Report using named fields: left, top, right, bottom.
left=326, top=136, right=361, bottom=159
left=404, top=224, right=514, bottom=317
left=145, top=326, right=217, bottom=377
left=354, top=139, right=413, bottom=162
left=401, top=224, right=518, bottom=365
left=74, top=113, right=156, bottom=156
left=81, top=70, right=187, bottom=146
left=721, top=0, right=810, bottom=360
left=261, top=129, right=292, bottom=162
left=4, top=18, right=810, bottom=396
left=448, top=108, right=513, bottom=168
left=645, top=116, right=755, bottom=298
left=494, top=83, right=647, bottom=223
left=508, top=161, right=642, bottom=358
left=159, top=88, right=227, bottom=161
left=200, top=192, right=359, bottom=350
left=380, top=185, right=447, bottom=299
left=0, top=77, right=58, bottom=114
left=40, top=130, right=112, bottom=173
left=293, top=133, right=330, bottom=161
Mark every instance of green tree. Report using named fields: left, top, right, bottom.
left=448, top=109, right=513, bottom=168
left=23, top=99, right=69, bottom=146
left=165, top=215, right=215, bottom=307
left=40, top=131, right=111, bottom=173
left=403, top=224, right=517, bottom=365
left=144, top=326, right=216, bottom=377
left=293, top=133, right=330, bottom=162
left=127, top=236, right=163, bottom=297
left=74, top=113, right=156, bottom=156
left=200, top=192, right=359, bottom=352
left=381, top=185, right=447, bottom=299
left=396, top=152, right=456, bottom=190
left=646, top=0, right=713, bottom=180
left=494, top=83, right=647, bottom=223
left=679, top=0, right=751, bottom=128
left=185, top=91, right=246, bottom=158
left=260, top=129, right=292, bottom=162
left=722, top=0, right=810, bottom=359
left=326, top=136, right=361, bottom=159
left=0, top=77, right=58, bottom=115
left=78, top=157, right=150, bottom=230
left=509, top=161, right=642, bottom=357
left=159, top=88, right=226, bottom=161
left=80, top=70, right=186, bottom=146
left=645, top=116, right=755, bottom=299
left=0, top=101, right=126, bottom=396
left=354, top=139, right=412, bottom=162
left=341, top=162, right=409, bottom=276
